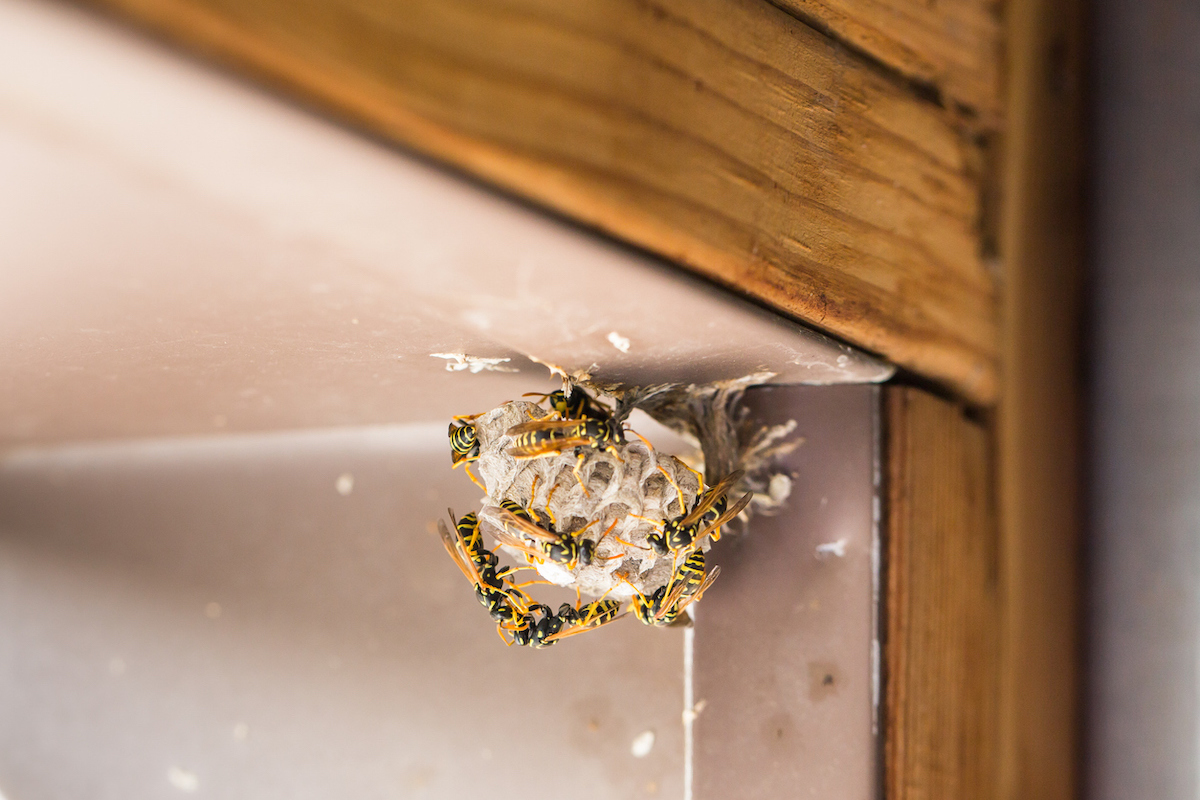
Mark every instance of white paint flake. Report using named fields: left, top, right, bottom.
left=429, top=353, right=518, bottom=373
left=606, top=331, right=631, bottom=353
left=630, top=729, right=656, bottom=758
left=336, top=473, right=354, bottom=495
left=815, top=538, right=848, bottom=559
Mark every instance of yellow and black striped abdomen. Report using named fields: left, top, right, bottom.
left=448, top=421, right=479, bottom=465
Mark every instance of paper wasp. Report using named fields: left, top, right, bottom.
left=540, top=599, right=626, bottom=644
left=497, top=598, right=622, bottom=648
left=641, top=469, right=753, bottom=558
left=448, top=413, right=486, bottom=492
left=491, top=500, right=620, bottom=571
left=505, top=417, right=626, bottom=496
left=523, top=386, right=611, bottom=422
left=438, top=511, right=533, bottom=638
left=627, top=549, right=721, bottom=627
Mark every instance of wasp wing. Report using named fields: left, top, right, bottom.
left=677, top=469, right=745, bottom=527
left=690, top=491, right=752, bottom=546
left=495, top=508, right=562, bottom=544
left=543, top=610, right=629, bottom=642
left=437, top=517, right=484, bottom=588
left=658, top=565, right=721, bottom=619
left=508, top=437, right=593, bottom=459
left=489, top=527, right=548, bottom=562
left=505, top=418, right=586, bottom=436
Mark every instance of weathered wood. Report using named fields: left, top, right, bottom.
left=996, top=0, right=1086, bottom=796
left=768, top=0, right=1002, bottom=118
left=79, top=0, right=998, bottom=404
left=885, top=386, right=999, bottom=800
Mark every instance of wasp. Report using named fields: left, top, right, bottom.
left=491, top=500, right=620, bottom=571
left=498, top=594, right=626, bottom=648
left=505, top=417, right=626, bottom=497
left=523, top=386, right=612, bottom=422
left=438, top=511, right=533, bottom=641
left=626, top=549, right=721, bottom=627
left=639, top=470, right=753, bottom=558
left=448, top=413, right=486, bottom=492
left=540, top=599, right=626, bottom=644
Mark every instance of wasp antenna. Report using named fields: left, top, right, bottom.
left=572, top=519, right=599, bottom=536
left=628, top=429, right=654, bottom=451
left=627, top=513, right=664, bottom=531
left=513, top=580, right=554, bottom=589
left=613, top=534, right=651, bottom=551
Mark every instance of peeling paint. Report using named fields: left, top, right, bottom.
left=429, top=353, right=518, bottom=373
left=815, top=538, right=848, bottom=559
left=606, top=331, right=631, bottom=353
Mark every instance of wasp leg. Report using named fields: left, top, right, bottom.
left=573, top=452, right=590, bottom=498
left=676, top=458, right=705, bottom=494
left=593, top=582, right=620, bottom=604
left=512, top=579, right=554, bottom=589
left=542, top=482, right=560, bottom=528
left=464, top=463, right=487, bottom=492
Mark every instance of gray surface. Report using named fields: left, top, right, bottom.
left=0, top=427, right=686, bottom=800
left=0, top=391, right=882, bottom=800
left=694, top=385, right=879, bottom=800
left=1089, top=1, right=1200, bottom=797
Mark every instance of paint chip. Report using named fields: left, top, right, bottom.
left=336, top=473, right=354, bottom=496
left=630, top=729, right=655, bottom=758
left=167, top=767, right=199, bottom=793
left=430, top=353, right=518, bottom=373
left=606, top=331, right=631, bottom=353
left=815, top=538, right=848, bottom=558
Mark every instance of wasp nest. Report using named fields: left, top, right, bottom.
left=471, top=400, right=701, bottom=600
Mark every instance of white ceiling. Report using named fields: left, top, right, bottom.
left=0, top=0, right=890, bottom=451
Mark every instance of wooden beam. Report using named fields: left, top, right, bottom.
left=768, top=0, right=1002, bottom=119
left=78, top=0, right=999, bottom=404
left=885, top=386, right=999, bottom=800
left=996, top=0, right=1086, bottom=795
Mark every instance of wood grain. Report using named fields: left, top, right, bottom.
left=996, top=0, right=1086, bottom=796
left=768, top=0, right=1002, bottom=118
left=78, top=0, right=998, bottom=404
left=885, top=386, right=999, bottom=800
